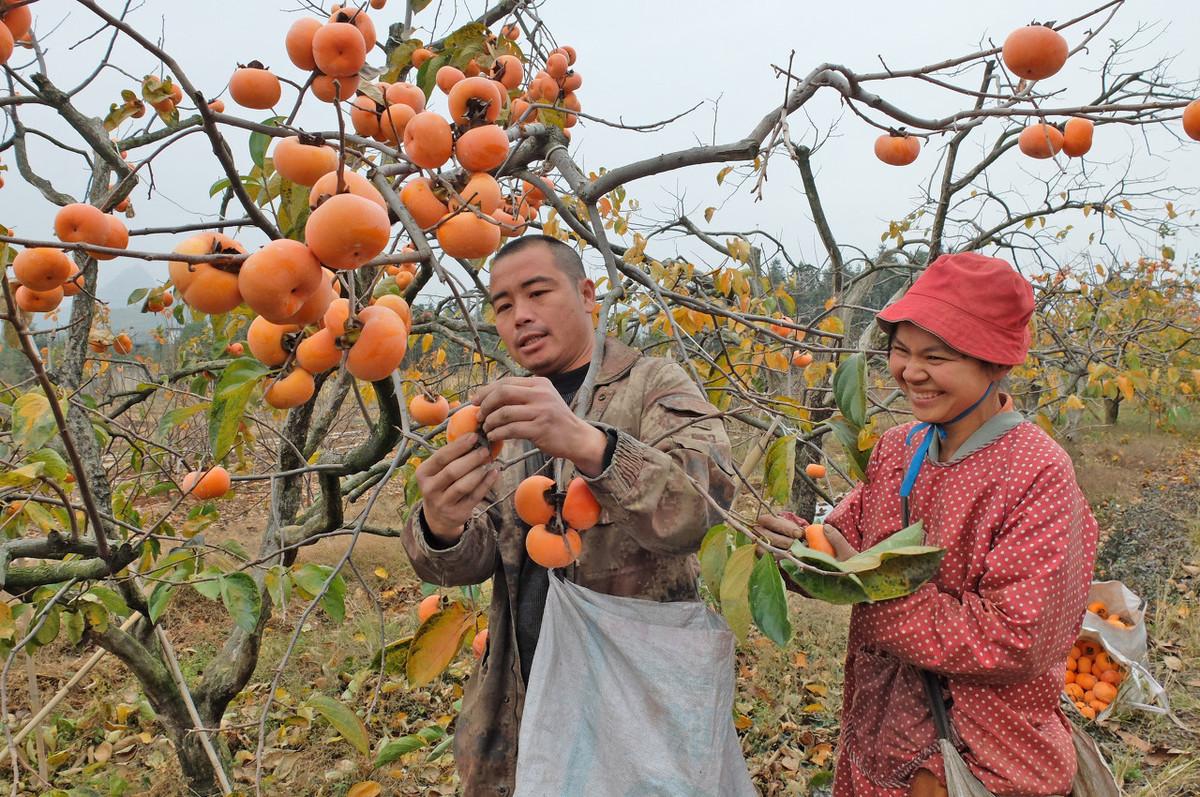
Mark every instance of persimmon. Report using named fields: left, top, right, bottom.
left=560, top=91, right=581, bottom=128
left=229, top=64, right=281, bottom=109
left=562, top=477, right=600, bottom=530
left=563, top=72, right=583, bottom=93
left=493, top=208, right=526, bottom=238
left=509, top=98, right=535, bottom=128
left=349, top=94, right=382, bottom=138
left=556, top=45, right=578, bottom=66
left=492, top=54, right=524, bottom=91
left=500, top=23, right=519, bottom=41
left=1, top=2, right=31, bottom=40
left=520, top=179, right=546, bottom=206
left=311, top=73, right=359, bottom=102
left=446, top=404, right=502, bottom=457
left=1099, top=669, right=1122, bottom=685
left=1092, top=681, right=1117, bottom=703
left=1087, top=600, right=1108, bottom=618
left=373, top=293, right=412, bottom=328
left=792, top=351, right=814, bottom=368
left=472, top=627, right=488, bottom=658
left=1077, top=656, right=1093, bottom=674
left=239, top=239, right=324, bottom=323
left=1064, top=683, right=1084, bottom=700
left=61, top=271, right=85, bottom=297
left=515, top=475, right=555, bottom=526
left=1062, top=118, right=1094, bottom=157
left=370, top=0, right=386, bottom=7
left=312, top=22, right=366, bottom=77
left=455, top=124, right=510, bottom=173
left=448, top=76, right=502, bottom=126
left=329, top=5, right=376, bottom=50
left=1064, top=670, right=1076, bottom=684
left=402, top=111, right=453, bottom=169
left=15, top=285, right=64, bottom=313
left=1075, top=672, right=1097, bottom=690
left=417, top=594, right=442, bottom=623
left=412, top=47, right=434, bottom=67
left=379, top=102, right=416, bottom=144
left=409, top=394, right=450, bottom=426
left=168, top=233, right=246, bottom=315
left=1078, top=705, right=1096, bottom=720
left=283, top=268, right=337, bottom=325
left=208, top=98, right=225, bottom=113
left=226, top=342, right=245, bottom=356
left=322, top=297, right=351, bottom=336
left=384, top=81, right=425, bottom=112
left=394, top=270, right=415, bottom=291
left=13, top=248, right=72, bottom=291
left=113, top=333, right=133, bottom=354
left=451, top=173, right=503, bottom=214
left=346, top=305, right=408, bottom=381
left=804, top=523, right=836, bottom=557
left=265, top=368, right=316, bottom=409
left=526, top=524, right=582, bottom=569
left=247, top=316, right=299, bottom=366
left=546, top=52, right=568, bottom=80
left=1018, top=123, right=1064, bottom=159
left=805, top=463, right=827, bottom=479
left=272, top=135, right=338, bottom=186
left=296, top=327, right=342, bottom=373
left=54, top=203, right=108, bottom=244
left=1106, top=614, right=1128, bottom=629
left=285, top=17, right=321, bottom=71
left=308, top=170, right=387, bottom=213
left=437, top=211, right=501, bottom=259
left=181, top=466, right=232, bottom=499
left=436, top=66, right=465, bottom=93
left=1002, top=25, right=1069, bottom=81
left=0, top=22, right=12, bottom=65
left=1183, top=99, right=1200, bottom=142
left=87, top=214, right=128, bottom=261
left=305, top=193, right=391, bottom=269
left=400, top=177, right=449, bottom=228
left=874, top=134, right=920, bottom=166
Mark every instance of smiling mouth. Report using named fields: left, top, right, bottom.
left=910, top=390, right=944, bottom=401
left=518, top=332, right=548, bottom=349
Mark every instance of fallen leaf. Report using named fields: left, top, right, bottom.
left=1162, top=655, right=1183, bottom=671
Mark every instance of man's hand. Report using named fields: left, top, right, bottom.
left=473, top=376, right=610, bottom=476
left=416, top=433, right=500, bottom=543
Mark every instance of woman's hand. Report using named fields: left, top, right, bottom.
left=754, top=511, right=857, bottom=561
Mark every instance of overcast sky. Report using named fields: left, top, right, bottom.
left=4, top=0, right=1199, bottom=304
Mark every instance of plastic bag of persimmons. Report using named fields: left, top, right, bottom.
left=1063, top=580, right=1170, bottom=722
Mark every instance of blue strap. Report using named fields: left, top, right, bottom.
left=898, top=383, right=997, bottom=499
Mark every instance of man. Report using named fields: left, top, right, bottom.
left=399, top=235, right=734, bottom=795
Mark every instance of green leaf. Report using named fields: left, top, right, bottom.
left=148, top=582, right=175, bottom=624
left=264, top=564, right=291, bottom=610
left=406, top=601, right=478, bottom=686
left=0, top=462, right=45, bottom=488
left=718, top=544, right=757, bottom=642
left=127, top=287, right=149, bottom=305
left=827, top=418, right=870, bottom=481
left=157, top=402, right=211, bottom=439
left=308, top=693, right=370, bottom=756
left=780, top=559, right=869, bottom=605
left=24, top=449, right=69, bottom=482
left=85, top=586, right=130, bottom=617
left=763, top=435, right=797, bottom=505
left=749, top=553, right=791, bottom=646
left=34, top=605, right=61, bottom=646
left=249, top=116, right=284, bottom=169
left=698, top=524, right=730, bottom=599
left=412, top=51, right=450, bottom=99
left=209, top=177, right=232, bottom=198
left=292, top=563, right=348, bottom=624
left=374, top=734, right=427, bottom=767
left=832, top=353, right=868, bottom=428
left=210, top=358, right=267, bottom=460
left=191, top=566, right=224, bottom=600
left=426, top=733, right=454, bottom=761
left=13, top=393, right=56, bottom=451
left=62, top=610, right=85, bottom=645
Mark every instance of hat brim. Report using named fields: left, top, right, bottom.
left=877, top=292, right=1029, bottom=366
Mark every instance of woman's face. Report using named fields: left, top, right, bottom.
left=887, top=322, right=1005, bottom=423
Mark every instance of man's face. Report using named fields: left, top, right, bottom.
left=489, top=243, right=596, bottom=376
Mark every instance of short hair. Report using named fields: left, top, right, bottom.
left=493, top=234, right=586, bottom=282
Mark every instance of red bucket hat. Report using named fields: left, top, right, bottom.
left=876, top=252, right=1034, bottom=366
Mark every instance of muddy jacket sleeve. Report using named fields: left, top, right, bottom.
left=399, top=500, right=499, bottom=587
left=582, top=361, right=734, bottom=555
left=850, top=456, right=1092, bottom=684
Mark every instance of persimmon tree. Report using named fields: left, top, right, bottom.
left=0, top=0, right=1198, bottom=793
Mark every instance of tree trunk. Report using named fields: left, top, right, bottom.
left=1104, top=395, right=1121, bottom=425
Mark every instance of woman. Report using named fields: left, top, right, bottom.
left=759, top=252, right=1098, bottom=797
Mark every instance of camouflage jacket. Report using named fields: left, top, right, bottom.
left=399, top=337, right=734, bottom=796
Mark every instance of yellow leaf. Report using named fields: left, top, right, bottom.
left=1115, top=375, right=1134, bottom=402
left=765, top=350, right=789, bottom=371
left=818, top=315, right=844, bottom=335
left=1083, top=205, right=1093, bottom=217
left=1120, top=199, right=1132, bottom=211
left=1024, top=217, right=1034, bottom=230
left=802, top=703, right=824, bottom=713
left=622, top=232, right=647, bottom=264
left=704, top=206, right=716, bottom=223
left=804, top=682, right=828, bottom=697
left=1064, top=395, right=1086, bottom=411
left=421, top=334, right=433, bottom=353
left=346, top=782, right=382, bottom=797
left=374, top=567, right=388, bottom=579
left=734, top=714, right=752, bottom=730
left=716, top=166, right=733, bottom=185
left=434, top=348, right=447, bottom=367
